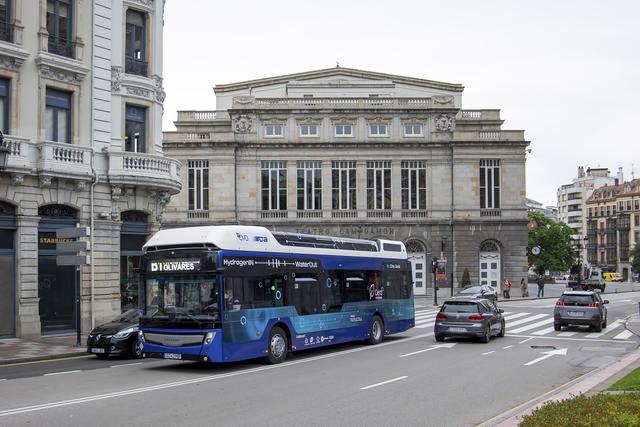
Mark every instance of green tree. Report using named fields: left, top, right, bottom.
left=631, top=241, right=640, bottom=273
left=461, top=268, right=471, bottom=287
left=528, top=212, right=575, bottom=275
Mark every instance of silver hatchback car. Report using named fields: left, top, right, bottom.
left=554, top=291, right=608, bottom=332
left=434, top=298, right=505, bottom=343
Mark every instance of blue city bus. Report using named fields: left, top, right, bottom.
left=139, top=225, right=414, bottom=364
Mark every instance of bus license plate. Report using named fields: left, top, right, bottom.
left=90, top=348, right=105, bottom=354
left=163, top=353, right=182, bottom=360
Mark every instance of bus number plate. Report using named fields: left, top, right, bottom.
left=163, top=353, right=182, bottom=360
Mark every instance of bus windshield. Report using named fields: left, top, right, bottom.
left=144, top=275, right=220, bottom=325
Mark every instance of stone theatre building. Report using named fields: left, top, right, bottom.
left=163, top=67, right=529, bottom=296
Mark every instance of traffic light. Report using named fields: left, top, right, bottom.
left=432, top=257, right=438, bottom=273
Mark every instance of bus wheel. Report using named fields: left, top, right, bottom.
left=367, top=315, right=384, bottom=345
left=266, top=327, right=288, bottom=364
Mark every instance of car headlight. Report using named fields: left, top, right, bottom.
left=113, top=327, right=136, bottom=340
left=203, top=331, right=216, bottom=345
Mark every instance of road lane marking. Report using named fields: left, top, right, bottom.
left=0, top=331, right=437, bottom=418
left=43, top=370, right=81, bottom=376
left=110, top=362, right=143, bottom=368
left=613, top=330, right=634, bottom=340
left=524, top=348, right=567, bottom=366
left=360, top=376, right=408, bottom=390
left=503, top=345, right=513, bottom=349
left=414, top=321, right=435, bottom=329
left=0, top=379, right=6, bottom=382
left=508, top=334, right=636, bottom=344
left=506, top=314, right=548, bottom=328
left=585, top=320, right=623, bottom=338
left=519, top=337, right=534, bottom=344
left=503, top=313, right=530, bottom=321
left=509, top=318, right=554, bottom=334
left=0, top=355, right=91, bottom=369
left=532, top=326, right=556, bottom=336
left=482, top=351, right=495, bottom=356
left=557, top=331, right=577, bottom=337
left=399, top=343, right=457, bottom=357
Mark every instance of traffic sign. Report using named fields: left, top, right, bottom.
left=56, top=227, right=90, bottom=239
left=56, top=255, right=91, bottom=266
left=57, top=240, right=91, bottom=253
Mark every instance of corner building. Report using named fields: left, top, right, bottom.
left=163, top=68, right=529, bottom=296
left=0, top=0, right=180, bottom=338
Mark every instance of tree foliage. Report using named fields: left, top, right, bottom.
left=527, top=212, right=575, bottom=275
left=631, top=241, right=640, bottom=273
left=461, top=268, right=471, bottom=287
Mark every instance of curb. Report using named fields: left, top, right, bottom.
left=0, top=351, right=89, bottom=366
left=479, top=347, right=640, bottom=426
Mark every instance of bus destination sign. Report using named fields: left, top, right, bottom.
left=148, top=259, right=201, bottom=273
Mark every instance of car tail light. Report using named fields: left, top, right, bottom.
left=588, top=303, right=598, bottom=307
left=436, top=313, right=447, bottom=320
left=555, top=300, right=565, bottom=306
left=468, top=314, right=484, bottom=321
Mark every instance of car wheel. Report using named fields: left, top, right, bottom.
left=95, top=353, right=109, bottom=359
left=554, top=322, right=562, bottom=331
left=265, top=326, right=288, bottom=364
left=435, top=334, right=445, bottom=342
left=130, top=339, right=142, bottom=359
left=367, top=315, right=384, bottom=345
left=480, top=327, right=491, bottom=343
left=592, top=322, right=602, bottom=333
left=497, top=321, right=505, bottom=338
left=603, top=315, right=608, bottom=329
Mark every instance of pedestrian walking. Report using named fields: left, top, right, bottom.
left=503, top=279, right=512, bottom=299
left=520, top=278, right=529, bottom=298
left=536, top=275, right=545, bottom=297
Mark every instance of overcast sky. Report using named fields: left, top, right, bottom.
left=162, top=0, right=639, bottom=207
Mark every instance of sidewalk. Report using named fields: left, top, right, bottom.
left=0, top=334, right=87, bottom=365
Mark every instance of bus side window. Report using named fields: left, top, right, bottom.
left=289, top=273, right=319, bottom=315
left=342, top=271, right=369, bottom=302
left=252, top=275, right=284, bottom=308
left=320, top=271, right=343, bottom=312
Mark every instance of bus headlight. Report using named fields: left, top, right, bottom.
left=203, top=332, right=215, bottom=345
left=138, top=330, right=145, bottom=342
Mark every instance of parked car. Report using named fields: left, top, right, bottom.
left=434, top=298, right=505, bottom=343
left=454, top=285, right=499, bottom=303
left=553, top=291, right=608, bottom=332
left=87, top=309, right=141, bottom=359
left=603, top=272, right=623, bottom=282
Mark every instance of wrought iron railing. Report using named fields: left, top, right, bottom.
left=125, top=57, right=148, bottom=77
left=48, top=37, right=75, bottom=58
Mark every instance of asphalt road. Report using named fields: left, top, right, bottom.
left=1, top=292, right=639, bottom=427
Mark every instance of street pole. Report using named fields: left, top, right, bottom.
left=432, top=257, right=438, bottom=306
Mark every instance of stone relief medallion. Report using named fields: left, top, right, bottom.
left=434, top=114, right=454, bottom=132
left=233, top=96, right=255, bottom=105
left=433, top=95, right=454, bottom=105
left=233, top=115, right=254, bottom=133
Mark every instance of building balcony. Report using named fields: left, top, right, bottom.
left=108, top=151, right=182, bottom=194
left=37, top=140, right=93, bottom=180
left=453, top=130, right=525, bottom=142
left=3, top=135, right=36, bottom=174
left=125, top=57, right=148, bottom=77
left=233, top=97, right=436, bottom=110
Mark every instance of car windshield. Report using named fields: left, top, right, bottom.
left=113, top=308, right=140, bottom=323
left=458, top=286, right=482, bottom=294
left=442, top=302, right=479, bottom=313
left=144, top=275, right=220, bottom=322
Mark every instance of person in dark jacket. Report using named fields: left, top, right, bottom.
left=536, top=275, right=545, bottom=297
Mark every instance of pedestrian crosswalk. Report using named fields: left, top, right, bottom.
left=412, top=308, right=637, bottom=341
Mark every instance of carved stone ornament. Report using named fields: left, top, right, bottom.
left=111, top=185, right=122, bottom=201
left=152, top=74, right=166, bottom=103
left=233, top=114, right=253, bottom=133
left=233, top=96, right=255, bottom=105
left=154, top=191, right=171, bottom=221
left=11, top=174, right=25, bottom=185
left=76, top=180, right=88, bottom=191
left=111, top=66, right=123, bottom=92
left=40, top=65, right=84, bottom=84
left=0, top=54, right=25, bottom=71
left=432, top=95, right=454, bottom=105
left=434, top=114, right=454, bottom=132
left=39, top=176, right=53, bottom=187
left=111, top=186, right=122, bottom=220
left=126, top=86, right=152, bottom=99
left=133, top=0, right=154, bottom=5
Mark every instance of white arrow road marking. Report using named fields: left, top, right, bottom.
left=399, top=343, right=457, bottom=357
left=509, top=318, right=554, bottom=334
left=524, top=348, right=568, bottom=366
left=613, top=330, right=633, bottom=340
left=360, top=376, right=408, bottom=390
left=585, top=320, right=623, bottom=338
left=507, top=314, right=548, bottom=328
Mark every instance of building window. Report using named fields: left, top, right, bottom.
left=187, top=160, right=209, bottom=211
left=261, top=161, right=287, bottom=210
left=367, top=161, right=391, bottom=210
left=47, top=0, right=73, bottom=58
left=401, top=161, right=426, bottom=210
left=332, top=161, right=356, bottom=210
left=264, top=124, right=283, bottom=138
left=0, top=78, right=8, bottom=133
left=297, top=161, right=321, bottom=210
left=0, top=0, right=11, bottom=43
left=635, top=200, right=639, bottom=210
left=480, top=159, right=500, bottom=209
left=125, top=9, right=147, bottom=76
left=45, top=88, right=71, bottom=143
left=369, top=124, right=388, bottom=137
left=299, top=124, right=319, bottom=137
left=125, top=105, right=146, bottom=152
left=403, top=124, right=423, bottom=137
left=334, top=124, right=353, bottom=137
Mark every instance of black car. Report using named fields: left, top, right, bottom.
left=454, top=285, right=499, bottom=303
left=87, top=309, right=142, bottom=359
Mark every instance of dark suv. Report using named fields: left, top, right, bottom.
left=554, top=291, right=608, bottom=332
